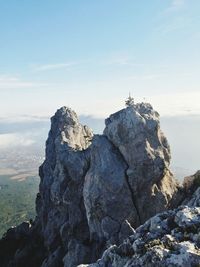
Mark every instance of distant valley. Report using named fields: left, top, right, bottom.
left=0, top=174, right=39, bottom=237
left=0, top=143, right=42, bottom=237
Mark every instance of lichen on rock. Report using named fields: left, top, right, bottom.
left=81, top=206, right=200, bottom=267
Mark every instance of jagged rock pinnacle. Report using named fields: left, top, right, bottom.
left=0, top=102, right=195, bottom=267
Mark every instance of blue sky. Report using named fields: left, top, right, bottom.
left=0, top=0, right=200, bottom=118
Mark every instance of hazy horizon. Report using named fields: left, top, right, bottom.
left=0, top=108, right=199, bottom=179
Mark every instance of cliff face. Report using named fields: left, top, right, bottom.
left=0, top=103, right=186, bottom=267
left=103, top=103, right=180, bottom=223
left=36, top=107, right=93, bottom=266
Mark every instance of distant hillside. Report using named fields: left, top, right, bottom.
left=0, top=174, right=39, bottom=237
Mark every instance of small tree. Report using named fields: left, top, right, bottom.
left=125, top=93, right=134, bottom=107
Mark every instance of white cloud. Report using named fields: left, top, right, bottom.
left=127, top=72, right=192, bottom=81
left=154, top=14, right=194, bottom=36
left=0, top=133, right=35, bottom=148
left=171, top=0, right=185, bottom=9
left=0, top=75, right=48, bottom=89
left=158, top=0, right=185, bottom=17
left=149, top=91, right=200, bottom=116
left=0, top=75, right=19, bottom=82
left=0, top=115, right=49, bottom=123
left=101, top=53, right=142, bottom=67
left=33, top=62, right=77, bottom=72
left=165, top=0, right=185, bottom=13
left=127, top=74, right=166, bottom=80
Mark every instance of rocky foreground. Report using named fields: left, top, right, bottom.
left=79, top=205, right=200, bottom=267
left=0, top=102, right=199, bottom=267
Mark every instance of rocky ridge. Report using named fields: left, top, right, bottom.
left=0, top=102, right=199, bottom=267
left=79, top=203, right=200, bottom=267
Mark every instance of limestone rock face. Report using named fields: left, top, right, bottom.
left=37, top=107, right=93, bottom=267
left=104, top=103, right=180, bottom=223
left=0, top=103, right=184, bottom=267
left=83, top=135, right=138, bottom=245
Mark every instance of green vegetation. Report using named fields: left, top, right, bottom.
left=0, top=175, right=39, bottom=237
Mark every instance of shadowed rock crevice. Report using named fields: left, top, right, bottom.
left=105, top=140, right=142, bottom=225
left=124, top=168, right=142, bottom=225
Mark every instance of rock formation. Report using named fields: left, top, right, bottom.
left=182, top=170, right=200, bottom=205
left=79, top=205, right=200, bottom=267
left=103, top=103, right=181, bottom=223
left=0, top=102, right=197, bottom=267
